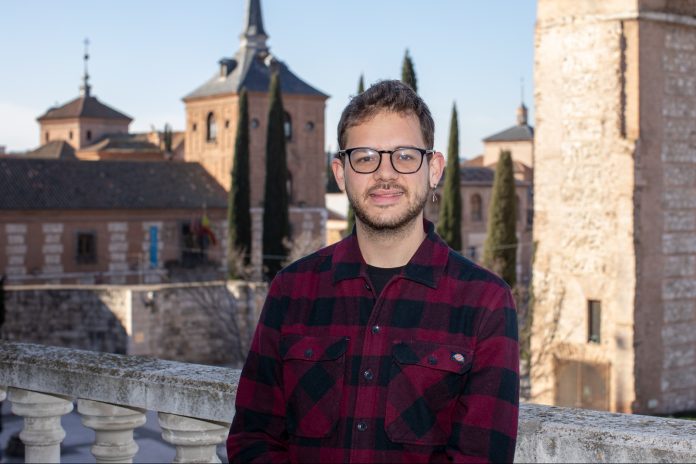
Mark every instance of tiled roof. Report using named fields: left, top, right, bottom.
left=0, top=158, right=227, bottom=210
left=37, top=95, right=132, bottom=122
left=84, top=133, right=160, bottom=153
left=483, top=124, right=534, bottom=142
left=184, top=53, right=328, bottom=100
left=26, top=141, right=77, bottom=160
left=460, top=167, right=495, bottom=183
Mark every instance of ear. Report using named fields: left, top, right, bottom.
left=428, top=151, right=445, bottom=187
left=331, top=157, right=346, bottom=192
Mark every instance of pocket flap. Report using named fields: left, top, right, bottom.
left=281, top=335, right=349, bottom=361
left=392, top=341, right=473, bottom=374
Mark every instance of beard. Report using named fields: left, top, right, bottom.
left=347, top=181, right=429, bottom=235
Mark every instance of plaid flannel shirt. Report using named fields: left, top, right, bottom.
left=228, top=220, right=519, bottom=463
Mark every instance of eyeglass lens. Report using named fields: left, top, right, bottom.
left=350, top=148, right=424, bottom=174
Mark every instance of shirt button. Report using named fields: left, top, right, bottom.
left=304, top=349, right=313, bottom=359
left=363, top=369, right=374, bottom=381
left=356, top=421, right=368, bottom=432
left=365, top=283, right=371, bottom=291
left=428, top=355, right=438, bottom=365
left=371, top=325, right=380, bottom=335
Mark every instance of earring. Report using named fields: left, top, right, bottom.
left=431, top=186, right=437, bottom=203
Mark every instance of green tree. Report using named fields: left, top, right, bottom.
left=163, top=123, right=173, bottom=154
left=344, top=74, right=365, bottom=236
left=482, top=150, right=518, bottom=287
left=263, top=72, right=290, bottom=279
left=228, top=88, right=252, bottom=278
left=401, top=49, right=418, bottom=93
left=437, top=103, right=462, bottom=251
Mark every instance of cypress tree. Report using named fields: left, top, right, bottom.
left=263, top=72, right=290, bottom=279
left=401, top=49, right=418, bottom=93
left=344, top=74, right=365, bottom=236
left=437, top=103, right=462, bottom=251
left=482, top=150, right=518, bottom=287
left=228, top=88, right=252, bottom=277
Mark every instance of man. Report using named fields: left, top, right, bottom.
left=228, top=80, right=519, bottom=463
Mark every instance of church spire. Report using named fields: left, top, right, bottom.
left=240, top=0, right=269, bottom=53
left=80, top=38, right=91, bottom=97
left=517, top=77, right=528, bottom=125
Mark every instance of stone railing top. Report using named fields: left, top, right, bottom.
left=518, top=403, right=696, bottom=463
left=0, top=341, right=239, bottom=423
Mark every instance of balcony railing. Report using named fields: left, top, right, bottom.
left=1, top=341, right=696, bottom=463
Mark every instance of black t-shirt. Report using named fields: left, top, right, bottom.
left=366, top=264, right=404, bottom=297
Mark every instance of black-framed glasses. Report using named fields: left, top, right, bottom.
left=337, top=147, right=434, bottom=174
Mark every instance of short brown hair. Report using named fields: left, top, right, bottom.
left=337, top=79, right=435, bottom=150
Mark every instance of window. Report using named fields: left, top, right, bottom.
left=588, top=300, right=601, bottom=343
left=45, top=132, right=50, bottom=143
left=76, top=232, right=97, bottom=264
left=225, top=119, right=230, bottom=129
left=284, top=112, right=292, bottom=141
left=305, top=121, right=315, bottom=132
left=206, top=112, right=217, bottom=142
left=251, top=118, right=260, bottom=129
left=192, top=123, right=197, bottom=132
left=86, top=130, right=92, bottom=141
left=69, top=130, right=73, bottom=140
left=471, top=194, right=483, bottom=222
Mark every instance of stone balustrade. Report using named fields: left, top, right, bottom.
left=1, top=341, right=696, bottom=463
left=0, top=341, right=237, bottom=463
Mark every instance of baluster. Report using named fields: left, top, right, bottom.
left=78, top=399, right=146, bottom=463
left=158, top=412, right=229, bottom=463
left=8, top=387, right=73, bottom=464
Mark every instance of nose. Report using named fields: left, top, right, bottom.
left=372, top=152, right=399, bottom=181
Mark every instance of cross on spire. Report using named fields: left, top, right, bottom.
left=80, top=38, right=92, bottom=97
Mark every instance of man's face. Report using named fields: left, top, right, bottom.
left=332, top=110, right=444, bottom=233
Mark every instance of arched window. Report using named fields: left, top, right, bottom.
left=206, top=112, right=217, bottom=142
left=284, top=112, right=292, bottom=141
left=471, top=194, right=483, bottom=222
left=86, top=130, right=92, bottom=141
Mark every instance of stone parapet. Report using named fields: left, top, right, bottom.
left=1, top=342, right=696, bottom=462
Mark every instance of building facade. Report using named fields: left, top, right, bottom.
left=0, top=159, right=228, bottom=285
left=532, top=0, right=696, bottom=414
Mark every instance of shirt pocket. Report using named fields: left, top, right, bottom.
left=385, top=341, right=473, bottom=446
left=280, top=334, right=349, bottom=438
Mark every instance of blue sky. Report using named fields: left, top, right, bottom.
left=0, top=0, right=536, bottom=159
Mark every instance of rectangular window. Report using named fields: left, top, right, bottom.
left=76, top=232, right=97, bottom=264
left=588, top=300, right=601, bottom=344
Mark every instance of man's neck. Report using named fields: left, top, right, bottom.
left=355, top=216, right=426, bottom=268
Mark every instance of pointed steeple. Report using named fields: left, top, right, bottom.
left=517, top=77, right=527, bottom=125
left=80, top=38, right=91, bottom=97
left=240, top=0, right=269, bottom=53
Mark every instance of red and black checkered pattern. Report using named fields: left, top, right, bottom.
left=227, top=220, right=519, bottom=463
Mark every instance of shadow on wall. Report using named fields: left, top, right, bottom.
left=2, top=289, right=127, bottom=354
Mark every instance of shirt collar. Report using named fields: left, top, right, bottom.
left=331, top=219, right=449, bottom=289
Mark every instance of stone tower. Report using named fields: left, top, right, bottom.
left=532, top=0, right=696, bottom=414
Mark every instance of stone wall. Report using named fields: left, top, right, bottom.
left=639, top=16, right=696, bottom=413
left=1, top=281, right=267, bottom=367
left=532, top=1, right=638, bottom=412
left=533, top=0, right=696, bottom=414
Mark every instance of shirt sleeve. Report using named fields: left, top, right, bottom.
left=447, top=286, right=520, bottom=463
left=227, top=276, right=290, bottom=463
